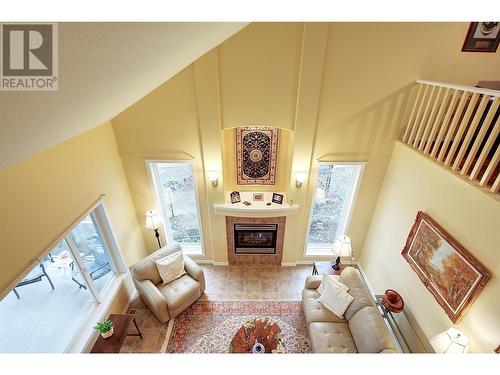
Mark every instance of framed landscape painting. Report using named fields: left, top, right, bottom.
left=402, top=212, right=490, bottom=323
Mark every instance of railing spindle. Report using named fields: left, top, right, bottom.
left=480, top=146, right=500, bottom=187
left=408, top=85, right=430, bottom=146
left=469, top=116, right=499, bottom=181
left=403, top=84, right=423, bottom=143
left=424, top=88, right=450, bottom=155
left=445, top=93, right=480, bottom=166
left=419, top=87, right=443, bottom=151
left=430, top=89, right=460, bottom=158
left=412, top=86, right=436, bottom=148
left=452, top=94, right=490, bottom=171
left=438, top=91, right=468, bottom=162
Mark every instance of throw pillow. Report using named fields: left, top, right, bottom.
left=155, top=251, right=186, bottom=285
left=317, top=273, right=349, bottom=295
left=318, top=277, right=354, bottom=317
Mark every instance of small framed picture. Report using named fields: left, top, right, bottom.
left=272, top=193, right=284, bottom=205
left=462, top=22, right=500, bottom=52
left=253, top=192, right=264, bottom=201
left=230, top=191, right=241, bottom=204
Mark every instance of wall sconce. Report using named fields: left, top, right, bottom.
left=207, top=171, right=219, bottom=187
left=295, top=172, right=307, bottom=188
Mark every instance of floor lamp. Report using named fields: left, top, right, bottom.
left=145, top=210, right=163, bottom=249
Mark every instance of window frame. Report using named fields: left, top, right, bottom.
left=0, top=199, right=128, bottom=353
left=146, top=159, right=206, bottom=256
left=303, top=161, right=366, bottom=257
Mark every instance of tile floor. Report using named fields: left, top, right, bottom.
left=120, top=264, right=313, bottom=353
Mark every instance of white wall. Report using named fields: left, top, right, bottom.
left=360, top=141, right=500, bottom=353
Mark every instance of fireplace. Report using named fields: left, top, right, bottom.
left=234, top=224, right=278, bottom=254
left=226, top=216, right=285, bottom=265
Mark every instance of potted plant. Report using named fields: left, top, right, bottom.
left=94, top=320, right=114, bottom=338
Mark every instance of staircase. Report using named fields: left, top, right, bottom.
left=401, top=80, right=500, bottom=195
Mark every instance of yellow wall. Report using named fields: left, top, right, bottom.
left=0, top=122, right=147, bottom=312
left=360, top=142, right=500, bottom=353
left=218, top=23, right=303, bottom=129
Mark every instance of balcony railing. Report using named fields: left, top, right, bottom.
left=401, top=80, right=500, bottom=195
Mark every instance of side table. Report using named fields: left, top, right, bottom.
left=312, top=261, right=343, bottom=276
left=90, top=309, right=143, bottom=353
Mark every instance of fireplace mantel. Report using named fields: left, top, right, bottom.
left=213, top=203, right=299, bottom=218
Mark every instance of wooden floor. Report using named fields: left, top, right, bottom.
left=120, top=264, right=313, bottom=353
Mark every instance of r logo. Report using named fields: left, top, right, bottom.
left=1, top=23, right=58, bottom=90
left=2, top=24, right=53, bottom=76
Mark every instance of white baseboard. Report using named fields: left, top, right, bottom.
left=280, top=262, right=296, bottom=267
left=212, top=261, right=229, bottom=266
left=193, top=259, right=216, bottom=264
left=295, top=260, right=314, bottom=265
left=123, top=289, right=138, bottom=313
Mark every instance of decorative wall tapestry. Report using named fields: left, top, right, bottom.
left=236, top=127, right=279, bottom=185
left=402, top=211, right=490, bottom=323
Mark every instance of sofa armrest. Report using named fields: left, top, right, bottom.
left=134, top=279, right=170, bottom=323
left=183, top=255, right=206, bottom=293
left=304, top=275, right=322, bottom=289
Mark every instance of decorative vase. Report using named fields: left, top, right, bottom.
left=382, top=289, right=404, bottom=313
left=101, top=327, right=114, bottom=338
left=252, top=341, right=265, bottom=353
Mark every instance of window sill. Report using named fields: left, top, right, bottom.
left=68, top=273, right=128, bottom=353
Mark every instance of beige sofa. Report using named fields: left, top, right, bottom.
left=130, top=244, right=205, bottom=323
left=302, top=267, right=397, bottom=353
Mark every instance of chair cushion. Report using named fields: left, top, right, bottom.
left=158, top=274, right=201, bottom=318
left=309, top=322, right=358, bottom=353
left=339, top=267, right=374, bottom=321
left=302, top=288, right=346, bottom=324
left=155, top=251, right=186, bottom=285
left=130, top=244, right=182, bottom=285
left=318, top=277, right=354, bottom=318
left=348, top=306, right=397, bottom=353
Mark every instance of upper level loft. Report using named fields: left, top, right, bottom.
left=401, top=80, right=500, bottom=197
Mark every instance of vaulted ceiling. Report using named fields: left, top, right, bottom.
left=0, top=22, right=247, bottom=170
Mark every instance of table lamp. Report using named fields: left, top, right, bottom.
left=331, top=235, right=352, bottom=270
left=145, top=210, right=163, bottom=249
left=430, top=328, right=469, bottom=353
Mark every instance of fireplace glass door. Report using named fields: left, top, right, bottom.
left=234, top=224, right=278, bottom=254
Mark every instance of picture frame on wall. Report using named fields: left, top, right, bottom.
left=401, top=211, right=490, bottom=323
left=462, top=22, right=500, bottom=52
left=253, top=192, right=264, bottom=201
left=230, top=191, right=241, bottom=204
left=272, top=193, right=284, bottom=205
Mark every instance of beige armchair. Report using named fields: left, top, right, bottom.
left=130, top=244, right=205, bottom=323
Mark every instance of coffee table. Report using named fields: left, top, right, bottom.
left=229, top=317, right=285, bottom=353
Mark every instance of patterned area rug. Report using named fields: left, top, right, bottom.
left=163, top=300, right=311, bottom=353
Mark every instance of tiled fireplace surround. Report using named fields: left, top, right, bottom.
left=225, top=216, right=286, bottom=265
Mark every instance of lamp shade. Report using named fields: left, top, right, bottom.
left=331, top=235, right=352, bottom=257
left=430, top=328, right=469, bottom=353
left=144, top=210, right=163, bottom=230
left=207, top=171, right=219, bottom=182
left=295, top=172, right=307, bottom=184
